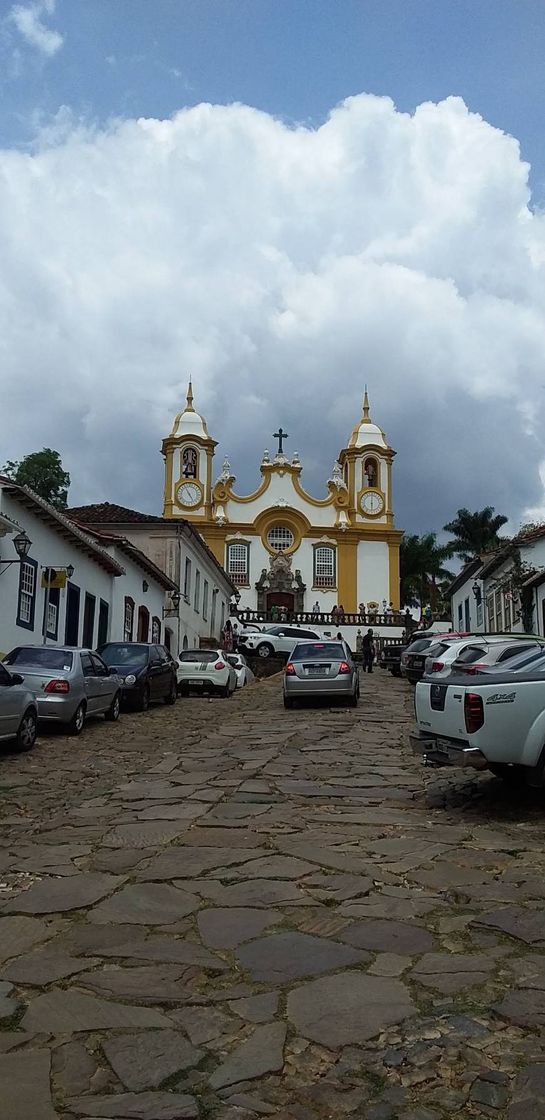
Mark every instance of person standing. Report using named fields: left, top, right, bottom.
left=312, top=600, right=320, bottom=619
left=361, top=628, right=375, bottom=674
left=356, top=629, right=364, bottom=662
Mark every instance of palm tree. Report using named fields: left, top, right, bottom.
left=400, top=533, right=452, bottom=613
left=443, top=507, right=508, bottom=562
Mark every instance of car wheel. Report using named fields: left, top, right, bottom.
left=15, top=708, right=37, bottom=752
left=347, top=691, right=359, bottom=707
left=220, top=684, right=231, bottom=698
left=105, top=692, right=121, bottom=722
left=283, top=696, right=294, bottom=709
left=68, top=702, right=86, bottom=736
left=489, top=763, right=528, bottom=785
left=256, top=642, right=274, bottom=658
left=177, top=684, right=188, bottom=697
left=164, top=680, right=177, bottom=705
left=137, top=685, right=149, bottom=712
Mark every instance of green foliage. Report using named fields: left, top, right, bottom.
left=443, top=506, right=508, bottom=562
left=2, top=448, right=70, bottom=509
left=400, top=532, right=452, bottom=610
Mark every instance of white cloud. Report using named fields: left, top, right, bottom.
left=0, top=93, right=544, bottom=530
left=10, top=0, right=63, bottom=56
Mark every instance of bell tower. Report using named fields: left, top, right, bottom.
left=162, top=381, right=217, bottom=520
left=338, top=389, right=395, bottom=527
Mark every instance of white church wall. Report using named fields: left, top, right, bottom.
left=357, top=540, right=390, bottom=606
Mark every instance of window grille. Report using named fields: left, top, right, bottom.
left=267, top=526, right=294, bottom=552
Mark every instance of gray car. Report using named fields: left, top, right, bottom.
left=283, top=640, right=360, bottom=708
left=3, top=646, right=122, bottom=736
left=0, top=662, right=38, bottom=752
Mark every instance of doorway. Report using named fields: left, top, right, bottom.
left=137, top=605, right=150, bottom=641
left=82, top=593, right=96, bottom=648
left=266, top=592, right=294, bottom=614
left=65, top=583, right=80, bottom=646
left=98, top=600, right=109, bottom=647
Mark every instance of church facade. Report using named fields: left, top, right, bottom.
left=161, top=384, right=402, bottom=616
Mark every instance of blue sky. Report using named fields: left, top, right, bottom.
left=3, top=0, right=545, bottom=196
left=2, top=0, right=545, bottom=529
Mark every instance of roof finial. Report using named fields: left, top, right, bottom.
left=362, top=385, right=370, bottom=422
left=186, top=378, right=194, bottom=412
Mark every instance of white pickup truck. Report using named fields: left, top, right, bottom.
left=410, top=654, right=545, bottom=786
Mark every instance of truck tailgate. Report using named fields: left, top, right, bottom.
left=415, top=680, right=468, bottom=741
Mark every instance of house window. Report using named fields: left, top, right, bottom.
left=16, top=558, right=37, bottom=630
left=194, top=570, right=201, bottom=612
left=457, top=603, right=463, bottom=630
left=203, top=580, right=209, bottom=621
left=44, top=587, right=60, bottom=641
left=313, top=546, right=336, bottom=588
left=267, top=526, right=294, bottom=552
left=464, top=597, right=470, bottom=631
left=83, top=593, right=96, bottom=648
left=151, top=616, right=161, bottom=643
left=503, top=590, right=512, bottom=631
left=184, top=558, right=192, bottom=601
left=486, top=595, right=494, bottom=632
left=495, top=589, right=503, bottom=632
left=124, top=596, right=134, bottom=642
left=226, top=542, right=250, bottom=586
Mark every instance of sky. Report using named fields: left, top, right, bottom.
left=1, top=0, right=545, bottom=535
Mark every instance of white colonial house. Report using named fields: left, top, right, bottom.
left=448, top=526, right=545, bottom=638
left=159, top=382, right=403, bottom=620
left=0, top=478, right=177, bottom=658
left=66, top=502, right=236, bottom=653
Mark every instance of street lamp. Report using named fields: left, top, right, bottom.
left=66, top=564, right=74, bottom=580
left=0, top=530, right=32, bottom=570
left=472, top=581, right=482, bottom=602
left=162, top=589, right=181, bottom=618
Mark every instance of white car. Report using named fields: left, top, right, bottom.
left=227, top=653, right=255, bottom=688
left=0, top=662, right=38, bottom=752
left=410, top=648, right=545, bottom=785
left=241, top=624, right=325, bottom=660
left=177, top=649, right=237, bottom=697
left=423, top=636, right=506, bottom=679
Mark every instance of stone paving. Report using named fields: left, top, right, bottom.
left=1, top=671, right=545, bottom=1118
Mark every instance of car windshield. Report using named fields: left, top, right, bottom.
left=425, top=642, right=449, bottom=659
left=4, top=647, right=73, bottom=670
left=291, top=642, right=345, bottom=660
left=100, top=645, right=149, bottom=667
left=179, top=650, right=219, bottom=663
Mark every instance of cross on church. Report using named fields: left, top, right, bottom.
left=273, top=427, right=288, bottom=455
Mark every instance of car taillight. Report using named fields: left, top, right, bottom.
left=44, top=679, right=70, bottom=694
left=464, top=692, right=484, bottom=733
left=285, top=663, right=296, bottom=675
left=214, top=662, right=226, bottom=670
left=430, top=662, right=444, bottom=673
left=338, top=662, right=350, bottom=674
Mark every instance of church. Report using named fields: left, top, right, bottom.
left=161, top=384, right=402, bottom=617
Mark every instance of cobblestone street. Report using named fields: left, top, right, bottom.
left=2, top=669, right=545, bottom=1119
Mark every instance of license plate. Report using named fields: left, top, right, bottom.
left=187, top=679, right=204, bottom=687
left=435, top=738, right=451, bottom=754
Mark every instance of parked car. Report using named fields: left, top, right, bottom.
left=227, top=653, right=255, bottom=688
left=98, top=643, right=177, bottom=710
left=177, top=649, right=237, bottom=697
left=379, top=642, right=407, bottom=676
left=401, top=632, right=470, bottom=684
left=283, top=640, right=360, bottom=708
left=3, top=646, right=121, bottom=735
left=0, top=662, right=38, bottom=752
left=242, top=624, right=325, bottom=660
left=410, top=651, right=545, bottom=785
left=448, top=637, right=544, bottom=676
left=422, top=636, right=513, bottom=679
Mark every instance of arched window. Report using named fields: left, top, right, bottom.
left=363, top=457, right=378, bottom=488
left=182, top=446, right=198, bottom=479
left=267, top=526, right=294, bottom=552
left=313, top=546, right=336, bottom=589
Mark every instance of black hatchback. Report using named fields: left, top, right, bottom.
left=97, top=643, right=177, bottom=711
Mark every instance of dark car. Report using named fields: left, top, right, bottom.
left=379, top=643, right=407, bottom=676
left=97, top=643, right=177, bottom=711
left=401, top=632, right=470, bottom=685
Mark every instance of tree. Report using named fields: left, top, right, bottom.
left=400, top=532, right=452, bottom=613
left=443, top=507, right=508, bottom=563
left=2, top=449, right=70, bottom=509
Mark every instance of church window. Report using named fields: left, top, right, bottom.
left=227, top=542, right=249, bottom=586
left=267, top=526, right=294, bottom=552
left=363, top=457, right=378, bottom=488
left=123, top=597, right=134, bottom=642
left=313, top=546, right=336, bottom=588
left=182, top=447, right=198, bottom=479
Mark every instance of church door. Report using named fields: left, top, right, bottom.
left=267, top=592, right=294, bottom=613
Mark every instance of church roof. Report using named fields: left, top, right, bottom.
left=348, top=389, right=389, bottom=450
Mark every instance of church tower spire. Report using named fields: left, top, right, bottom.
left=362, top=386, right=370, bottom=422
left=162, top=377, right=217, bottom=519
left=185, top=378, right=194, bottom=412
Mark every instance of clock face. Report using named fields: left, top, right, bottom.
left=361, top=490, right=384, bottom=516
left=177, top=482, right=201, bottom=508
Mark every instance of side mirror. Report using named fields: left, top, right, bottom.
left=9, top=673, right=24, bottom=686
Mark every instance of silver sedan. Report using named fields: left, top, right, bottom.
left=3, top=646, right=122, bottom=736
left=283, top=640, right=360, bottom=708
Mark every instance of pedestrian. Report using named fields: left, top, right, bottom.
left=223, top=619, right=233, bottom=651
left=337, top=604, right=346, bottom=623
left=382, top=599, right=387, bottom=615
left=331, top=604, right=339, bottom=625
left=232, top=623, right=240, bottom=652
left=362, top=628, right=375, bottom=674
left=312, top=600, right=320, bottom=619
left=336, top=631, right=343, bottom=641
left=270, top=603, right=279, bottom=622
left=356, top=629, right=364, bottom=661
